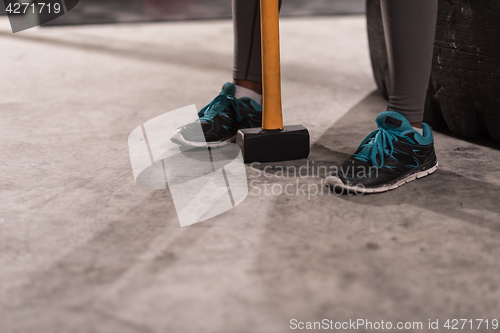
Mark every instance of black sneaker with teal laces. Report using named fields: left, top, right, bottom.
left=325, top=111, right=438, bottom=194
left=171, top=82, right=262, bottom=148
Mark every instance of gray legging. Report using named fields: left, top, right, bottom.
left=232, top=0, right=438, bottom=124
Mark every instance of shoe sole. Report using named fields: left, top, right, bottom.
left=171, top=130, right=236, bottom=148
left=325, top=161, right=439, bottom=195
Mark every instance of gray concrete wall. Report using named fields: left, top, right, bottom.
left=39, top=0, right=365, bottom=26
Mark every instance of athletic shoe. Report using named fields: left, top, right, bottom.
left=171, top=82, right=262, bottom=147
left=325, top=111, right=438, bottom=194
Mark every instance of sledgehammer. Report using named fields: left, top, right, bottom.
left=236, top=0, right=310, bottom=163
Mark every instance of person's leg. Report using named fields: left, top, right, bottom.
left=326, top=0, right=439, bottom=194
left=171, top=0, right=269, bottom=147
left=232, top=0, right=263, bottom=95
left=381, top=0, right=438, bottom=128
left=232, top=0, right=282, bottom=98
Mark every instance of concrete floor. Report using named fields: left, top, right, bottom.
left=1, top=16, right=500, bottom=333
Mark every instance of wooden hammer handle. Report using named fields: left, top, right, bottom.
left=260, top=0, right=284, bottom=131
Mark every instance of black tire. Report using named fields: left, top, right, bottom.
left=366, top=0, right=500, bottom=143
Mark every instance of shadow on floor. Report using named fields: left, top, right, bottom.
left=248, top=91, right=500, bottom=233
left=315, top=91, right=500, bottom=232
left=249, top=90, right=500, bottom=324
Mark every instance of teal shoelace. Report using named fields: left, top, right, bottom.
left=353, top=127, right=405, bottom=169
left=198, top=92, right=244, bottom=123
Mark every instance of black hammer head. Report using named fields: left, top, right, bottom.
left=236, top=125, right=310, bottom=163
